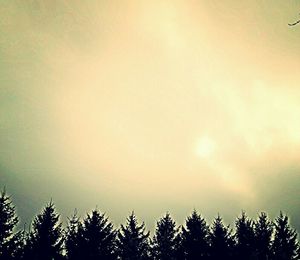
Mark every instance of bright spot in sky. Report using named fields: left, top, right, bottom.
left=196, top=136, right=216, bottom=159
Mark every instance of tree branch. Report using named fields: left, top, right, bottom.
left=288, top=19, right=300, bottom=26
left=289, top=14, right=300, bottom=26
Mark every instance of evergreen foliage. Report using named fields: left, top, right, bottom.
left=181, top=210, right=210, bottom=260
left=65, top=211, right=84, bottom=260
left=65, top=209, right=117, bottom=260
left=152, top=213, right=178, bottom=260
left=173, top=231, right=185, bottom=260
left=209, top=214, right=235, bottom=260
left=117, top=212, right=150, bottom=260
left=24, top=201, right=63, bottom=260
left=254, top=212, right=273, bottom=260
left=0, top=189, right=22, bottom=260
left=82, top=209, right=117, bottom=260
left=1, top=189, right=300, bottom=260
left=272, top=212, right=299, bottom=260
left=235, top=211, right=256, bottom=260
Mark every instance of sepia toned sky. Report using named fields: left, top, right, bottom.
left=1, top=0, right=300, bottom=230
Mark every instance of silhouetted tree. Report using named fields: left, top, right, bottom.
left=209, top=214, right=235, bottom=260
left=65, top=211, right=84, bottom=260
left=2, top=188, right=300, bottom=260
left=0, top=189, right=23, bottom=260
left=117, top=212, right=150, bottom=260
left=289, top=15, right=300, bottom=26
left=254, top=212, right=273, bottom=260
left=181, top=210, right=210, bottom=260
left=272, top=212, right=299, bottom=260
left=235, top=212, right=255, bottom=260
left=81, top=209, right=117, bottom=260
left=173, top=231, right=185, bottom=260
left=152, top=213, right=178, bottom=260
left=24, top=201, right=63, bottom=260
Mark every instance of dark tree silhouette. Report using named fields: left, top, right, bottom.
left=173, top=231, right=185, bottom=260
left=209, top=214, right=235, bottom=260
left=254, top=212, right=273, bottom=260
left=289, top=14, right=300, bottom=26
left=152, top=213, right=179, bottom=260
left=235, top=211, right=255, bottom=260
left=81, top=209, right=117, bottom=260
left=272, top=212, right=299, bottom=260
left=117, top=212, right=150, bottom=260
left=24, top=201, right=63, bottom=260
left=2, top=188, right=300, bottom=260
left=181, top=210, right=210, bottom=260
left=0, top=189, right=23, bottom=260
left=65, top=211, right=85, bottom=260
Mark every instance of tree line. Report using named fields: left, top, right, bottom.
left=0, top=189, right=299, bottom=260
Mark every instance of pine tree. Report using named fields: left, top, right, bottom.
left=235, top=212, right=255, bottom=260
left=117, top=212, right=150, bottom=260
left=253, top=212, right=273, bottom=260
left=152, top=213, right=179, bottom=260
left=272, top=212, right=299, bottom=260
left=24, top=201, right=63, bottom=260
left=181, top=210, right=210, bottom=260
left=0, top=189, right=23, bottom=260
left=209, top=214, right=235, bottom=260
left=173, top=231, right=185, bottom=260
left=65, top=211, right=85, bottom=260
left=81, top=209, right=117, bottom=260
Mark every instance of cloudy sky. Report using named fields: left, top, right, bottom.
left=1, top=0, right=300, bottom=230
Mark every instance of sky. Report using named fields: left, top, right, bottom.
left=1, top=0, right=300, bottom=231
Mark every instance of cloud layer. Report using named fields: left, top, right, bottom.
left=1, top=0, right=300, bottom=229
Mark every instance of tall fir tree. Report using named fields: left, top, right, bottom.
left=0, top=189, right=23, bottom=260
left=173, top=231, right=185, bottom=260
left=117, top=212, right=150, bottom=260
left=152, top=213, right=179, bottom=260
left=65, top=211, right=85, bottom=260
left=253, top=212, right=273, bottom=260
left=81, top=209, right=117, bottom=260
left=181, top=210, right=210, bottom=260
left=272, top=211, right=299, bottom=260
left=24, top=201, right=63, bottom=260
left=235, top=212, right=255, bottom=260
left=209, top=214, right=235, bottom=260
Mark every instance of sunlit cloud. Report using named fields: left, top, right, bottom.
left=0, top=0, right=300, bottom=229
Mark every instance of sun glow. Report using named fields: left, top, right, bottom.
left=196, top=136, right=216, bottom=159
